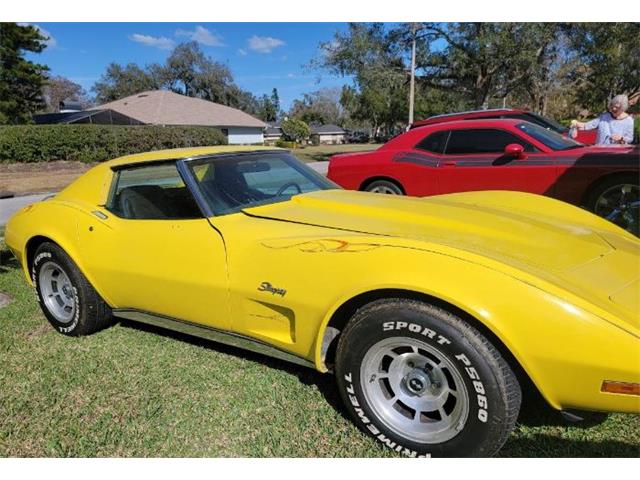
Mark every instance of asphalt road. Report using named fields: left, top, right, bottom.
left=0, top=161, right=330, bottom=226
left=0, top=193, right=51, bottom=226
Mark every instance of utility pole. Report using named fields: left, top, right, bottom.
left=408, top=23, right=418, bottom=128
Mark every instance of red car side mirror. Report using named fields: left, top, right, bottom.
left=504, top=143, right=525, bottom=158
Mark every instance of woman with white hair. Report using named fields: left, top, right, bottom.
left=570, top=94, right=634, bottom=145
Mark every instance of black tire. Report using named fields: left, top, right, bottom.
left=32, top=242, right=113, bottom=336
left=364, top=179, right=404, bottom=195
left=335, top=299, right=521, bottom=457
left=584, top=174, right=639, bottom=235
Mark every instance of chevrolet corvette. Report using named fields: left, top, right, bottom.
left=5, top=146, right=640, bottom=457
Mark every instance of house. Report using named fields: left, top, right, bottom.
left=92, top=90, right=267, bottom=144
left=264, top=123, right=283, bottom=145
left=33, top=91, right=267, bottom=145
left=310, top=124, right=346, bottom=144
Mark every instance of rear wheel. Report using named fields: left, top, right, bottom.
left=364, top=179, right=404, bottom=195
left=32, top=242, right=113, bottom=336
left=586, top=175, right=639, bottom=236
left=335, top=299, right=521, bottom=457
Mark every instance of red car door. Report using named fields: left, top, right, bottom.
left=436, top=127, right=559, bottom=196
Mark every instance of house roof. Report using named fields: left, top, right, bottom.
left=92, top=90, right=267, bottom=129
left=265, top=125, right=283, bottom=136
left=33, top=109, right=143, bottom=125
left=310, top=124, right=345, bottom=134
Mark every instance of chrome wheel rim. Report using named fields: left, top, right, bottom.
left=369, top=184, right=400, bottom=194
left=360, top=337, right=469, bottom=444
left=38, top=261, right=76, bottom=323
left=594, top=184, right=639, bottom=236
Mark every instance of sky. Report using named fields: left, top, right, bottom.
left=25, top=23, right=362, bottom=111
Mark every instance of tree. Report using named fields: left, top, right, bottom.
left=565, top=23, right=640, bottom=113
left=271, top=88, right=281, bottom=117
left=42, top=76, right=93, bottom=112
left=93, top=63, right=161, bottom=104
left=416, top=23, right=566, bottom=110
left=280, top=118, right=310, bottom=143
left=0, top=23, right=49, bottom=124
left=289, top=87, right=345, bottom=125
left=92, top=42, right=259, bottom=114
left=257, top=93, right=278, bottom=122
left=313, top=23, right=416, bottom=133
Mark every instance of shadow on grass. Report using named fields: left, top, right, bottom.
left=518, top=384, right=608, bottom=428
left=0, top=247, right=20, bottom=272
left=500, top=433, right=640, bottom=457
left=118, top=318, right=349, bottom=421
left=118, top=317, right=628, bottom=459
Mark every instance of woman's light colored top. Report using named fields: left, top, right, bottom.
left=584, top=112, right=634, bottom=145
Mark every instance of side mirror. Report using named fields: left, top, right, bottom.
left=504, top=143, right=525, bottom=158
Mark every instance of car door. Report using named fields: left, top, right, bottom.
left=392, top=129, right=448, bottom=196
left=436, top=127, right=558, bottom=196
left=76, top=161, right=232, bottom=330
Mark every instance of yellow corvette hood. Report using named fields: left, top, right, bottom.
left=244, top=190, right=639, bottom=328
left=245, top=190, right=612, bottom=269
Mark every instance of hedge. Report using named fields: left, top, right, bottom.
left=275, top=139, right=298, bottom=149
left=0, top=124, right=227, bottom=164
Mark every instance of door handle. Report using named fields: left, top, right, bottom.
left=442, top=161, right=456, bottom=167
left=92, top=210, right=108, bottom=220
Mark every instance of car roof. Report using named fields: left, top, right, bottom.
left=411, top=109, right=528, bottom=128
left=105, top=145, right=281, bottom=168
left=409, top=118, right=525, bottom=131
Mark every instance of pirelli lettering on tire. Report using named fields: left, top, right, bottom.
left=344, top=373, right=430, bottom=458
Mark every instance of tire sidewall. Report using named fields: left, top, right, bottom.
left=32, top=245, right=84, bottom=335
left=586, top=174, right=637, bottom=212
left=336, top=303, right=508, bottom=457
left=366, top=180, right=403, bottom=195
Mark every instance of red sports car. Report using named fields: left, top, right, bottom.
left=327, top=119, right=640, bottom=234
left=410, top=108, right=597, bottom=145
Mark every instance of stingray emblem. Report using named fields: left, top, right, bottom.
left=258, top=282, right=287, bottom=297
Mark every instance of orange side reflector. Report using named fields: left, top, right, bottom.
left=601, top=381, right=640, bottom=396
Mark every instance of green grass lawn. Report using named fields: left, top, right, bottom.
left=292, top=143, right=382, bottom=163
left=0, top=243, right=638, bottom=457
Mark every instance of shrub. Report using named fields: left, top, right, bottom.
left=275, top=139, right=298, bottom=149
left=280, top=118, right=310, bottom=144
left=0, top=124, right=227, bottom=163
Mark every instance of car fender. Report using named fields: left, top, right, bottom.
left=312, top=244, right=639, bottom=413
left=6, top=199, right=117, bottom=307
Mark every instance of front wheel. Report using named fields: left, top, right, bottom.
left=586, top=175, right=639, bottom=236
left=32, top=242, right=113, bottom=336
left=335, top=299, right=521, bottom=457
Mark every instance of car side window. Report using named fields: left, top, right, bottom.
left=444, top=129, right=537, bottom=154
left=107, top=163, right=202, bottom=220
left=414, top=130, right=450, bottom=154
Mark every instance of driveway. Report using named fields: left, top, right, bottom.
left=0, top=194, right=51, bottom=226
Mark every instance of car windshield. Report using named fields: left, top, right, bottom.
left=516, top=122, right=583, bottom=151
left=187, top=151, right=336, bottom=215
left=525, top=112, right=567, bottom=133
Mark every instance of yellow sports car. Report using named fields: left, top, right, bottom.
left=5, top=146, right=640, bottom=457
